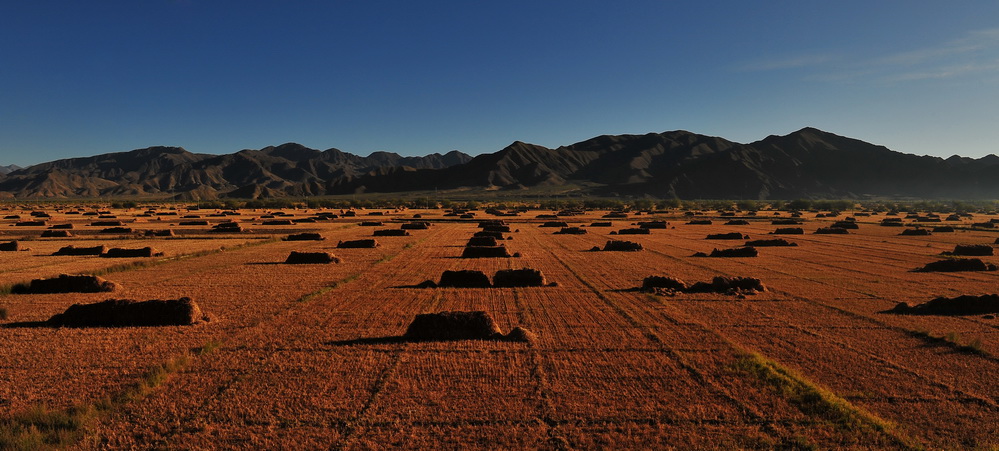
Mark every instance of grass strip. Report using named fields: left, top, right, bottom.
left=0, top=351, right=196, bottom=450
left=733, top=350, right=921, bottom=449
left=909, top=329, right=986, bottom=356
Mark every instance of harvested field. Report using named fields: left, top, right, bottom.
left=770, top=227, right=804, bottom=234
left=1, top=207, right=998, bottom=449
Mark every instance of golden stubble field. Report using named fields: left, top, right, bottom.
left=0, top=206, right=997, bottom=449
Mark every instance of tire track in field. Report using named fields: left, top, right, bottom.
left=537, top=233, right=920, bottom=448
left=92, top=229, right=442, bottom=447
left=547, top=229, right=997, bottom=446
left=506, top=256, right=571, bottom=450
left=528, top=233, right=794, bottom=443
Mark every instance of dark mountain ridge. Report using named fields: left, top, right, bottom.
left=1, top=128, right=996, bottom=199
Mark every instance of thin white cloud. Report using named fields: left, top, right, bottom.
left=739, top=54, right=837, bottom=72
left=741, top=28, right=999, bottom=84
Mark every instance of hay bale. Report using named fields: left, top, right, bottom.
left=41, top=230, right=73, bottom=238
left=403, top=311, right=503, bottom=340
left=473, top=231, right=506, bottom=240
left=641, top=276, right=687, bottom=291
left=686, top=220, right=712, bottom=225
left=53, top=245, right=107, bottom=256
left=337, top=239, right=379, bottom=248
left=373, top=229, right=410, bottom=236
left=589, top=222, right=613, bottom=227
left=90, top=220, right=124, bottom=227
left=285, top=251, right=340, bottom=264
left=483, top=225, right=512, bottom=233
left=438, top=270, right=492, bottom=288
left=209, top=222, right=244, bottom=233
left=701, top=247, right=759, bottom=257
left=553, top=227, right=587, bottom=235
left=460, top=246, right=512, bottom=258
left=916, top=258, right=997, bottom=272
left=15, top=220, right=47, bottom=226
left=504, top=326, right=537, bottom=342
left=179, top=220, right=209, bottom=226
left=401, top=222, right=430, bottom=230
left=706, top=232, right=747, bottom=240
left=0, top=240, right=27, bottom=251
left=493, top=269, right=546, bottom=287
left=880, top=219, right=903, bottom=227
left=144, top=229, right=176, bottom=237
left=617, top=228, right=651, bottom=235
left=899, top=228, right=931, bottom=236
left=101, top=247, right=163, bottom=258
left=931, top=226, right=955, bottom=233
left=285, top=232, right=325, bottom=241
left=724, top=220, right=750, bottom=225
left=890, top=294, right=999, bottom=315
left=688, top=276, right=766, bottom=294
left=47, top=297, right=205, bottom=327
left=540, top=221, right=568, bottom=228
left=772, top=219, right=802, bottom=225
left=466, top=236, right=499, bottom=247
left=945, top=244, right=993, bottom=256
left=99, top=227, right=133, bottom=234
left=603, top=240, right=643, bottom=251
left=831, top=221, right=859, bottom=229
left=745, top=238, right=797, bottom=247
left=814, top=227, right=849, bottom=234
left=638, top=221, right=669, bottom=229
left=770, top=228, right=804, bottom=235
left=11, top=274, right=118, bottom=294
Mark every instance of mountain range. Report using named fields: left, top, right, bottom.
left=1, top=128, right=997, bottom=199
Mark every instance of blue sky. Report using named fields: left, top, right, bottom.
left=1, top=1, right=998, bottom=167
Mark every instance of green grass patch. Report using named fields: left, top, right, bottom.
left=0, top=352, right=193, bottom=449
left=910, top=329, right=986, bottom=355
left=733, top=351, right=920, bottom=449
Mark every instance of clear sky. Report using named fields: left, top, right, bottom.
left=2, top=1, right=998, bottom=167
